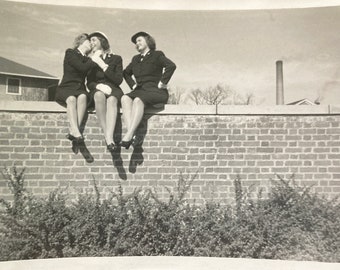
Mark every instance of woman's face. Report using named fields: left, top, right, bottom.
left=90, top=36, right=102, bottom=52
left=135, top=36, right=149, bottom=52
left=81, top=39, right=92, bottom=53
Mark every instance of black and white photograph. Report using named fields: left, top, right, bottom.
left=0, top=0, right=339, bottom=269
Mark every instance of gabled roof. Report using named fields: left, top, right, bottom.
left=0, top=56, right=58, bottom=80
left=287, top=98, right=316, bottom=105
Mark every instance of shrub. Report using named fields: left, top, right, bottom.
left=0, top=167, right=71, bottom=259
left=0, top=168, right=339, bottom=262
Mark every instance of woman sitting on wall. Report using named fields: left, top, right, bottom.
left=55, top=33, right=96, bottom=144
left=121, top=31, right=176, bottom=149
left=87, top=31, right=123, bottom=152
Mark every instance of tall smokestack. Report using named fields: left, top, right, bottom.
left=276, top=60, right=284, bottom=105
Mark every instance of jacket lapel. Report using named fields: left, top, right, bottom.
left=141, top=50, right=153, bottom=62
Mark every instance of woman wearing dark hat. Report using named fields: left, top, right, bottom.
left=55, top=33, right=96, bottom=143
left=87, top=31, right=123, bottom=152
left=121, top=31, right=176, bottom=149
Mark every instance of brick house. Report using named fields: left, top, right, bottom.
left=0, top=56, right=59, bottom=101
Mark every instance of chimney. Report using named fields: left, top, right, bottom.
left=276, top=60, right=284, bottom=105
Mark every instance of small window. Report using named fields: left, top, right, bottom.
left=6, top=78, right=21, bottom=95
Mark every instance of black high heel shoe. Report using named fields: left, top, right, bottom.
left=131, top=135, right=143, bottom=148
left=120, top=139, right=133, bottom=150
left=66, top=134, right=84, bottom=142
left=106, top=143, right=117, bottom=152
left=67, top=134, right=84, bottom=155
left=66, top=133, right=76, bottom=141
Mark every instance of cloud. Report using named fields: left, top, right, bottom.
left=7, top=4, right=41, bottom=16
left=4, top=36, right=20, bottom=43
left=45, top=16, right=77, bottom=26
left=5, top=0, right=340, bottom=10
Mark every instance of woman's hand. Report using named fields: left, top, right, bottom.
left=92, top=50, right=103, bottom=58
left=88, top=49, right=102, bottom=58
left=158, top=81, right=167, bottom=89
left=90, top=50, right=108, bottom=71
left=90, top=50, right=103, bottom=62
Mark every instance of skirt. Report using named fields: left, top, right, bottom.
left=55, top=84, right=89, bottom=108
left=126, top=82, right=169, bottom=106
left=87, top=87, right=124, bottom=110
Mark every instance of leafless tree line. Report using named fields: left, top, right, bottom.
left=167, top=84, right=255, bottom=105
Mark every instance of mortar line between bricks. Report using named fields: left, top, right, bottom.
left=1, top=108, right=340, bottom=202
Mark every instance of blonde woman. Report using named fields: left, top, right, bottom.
left=55, top=33, right=96, bottom=143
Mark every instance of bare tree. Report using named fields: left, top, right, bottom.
left=191, top=88, right=204, bottom=105
left=244, top=93, right=255, bottom=105
left=201, top=84, right=230, bottom=105
left=191, top=84, right=255, bottom=105
left=191, top=84, right=230, bottom=105
left=167, top=87, right=184, bottom=104
left=223, top=92, right=255, bottom=105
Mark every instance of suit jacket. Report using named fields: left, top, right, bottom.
left=57, top=48, right=96, bottom=92
left=123, top=50, right=176, bottom=90
left=87, top=54, right=123, bottom=92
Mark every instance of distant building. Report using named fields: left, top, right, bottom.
left=287, top=98, right=317, bottom=105
left=0, top=56, right=59, bottom=101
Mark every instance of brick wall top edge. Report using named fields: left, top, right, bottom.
left=1, top=101, right=339, bottom=115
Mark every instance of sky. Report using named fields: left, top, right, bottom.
left=1, top=1, right=340, bottom=105
left=5, top=0, right=340, bottom=10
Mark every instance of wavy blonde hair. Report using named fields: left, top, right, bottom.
left=72, top=33, right=89, bottom=49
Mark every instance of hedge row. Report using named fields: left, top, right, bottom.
left=0, top=167, right=339, bottom=262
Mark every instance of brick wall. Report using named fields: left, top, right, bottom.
left=1, top=101, right=340, bottom=203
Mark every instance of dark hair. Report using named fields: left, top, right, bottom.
left=72, top=33, right=89, bottom=49
left=144, top=35, right=156, bottom=50
left=96, top=35, right=110, bottom=51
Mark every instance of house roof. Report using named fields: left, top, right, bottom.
left=287, top=98, right=316, bottom=105
left=0, top=56, right=58, bottom=80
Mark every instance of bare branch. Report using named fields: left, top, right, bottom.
left=167, top=87, right=184, bottom=104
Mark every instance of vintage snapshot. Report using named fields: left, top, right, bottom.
left=0, top=0, right=339, bottom=269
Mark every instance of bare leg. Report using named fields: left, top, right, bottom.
left=66, top=96, right=82, bottom=137
left=122, top=97, right=144, bottom=142
left=121, top=95, right=133, bottom=132
left=105, top=96, right=118, bottom=144
left=94, top=91, right=107, bottom=141
left=76, top=94, right=87, bottom=132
